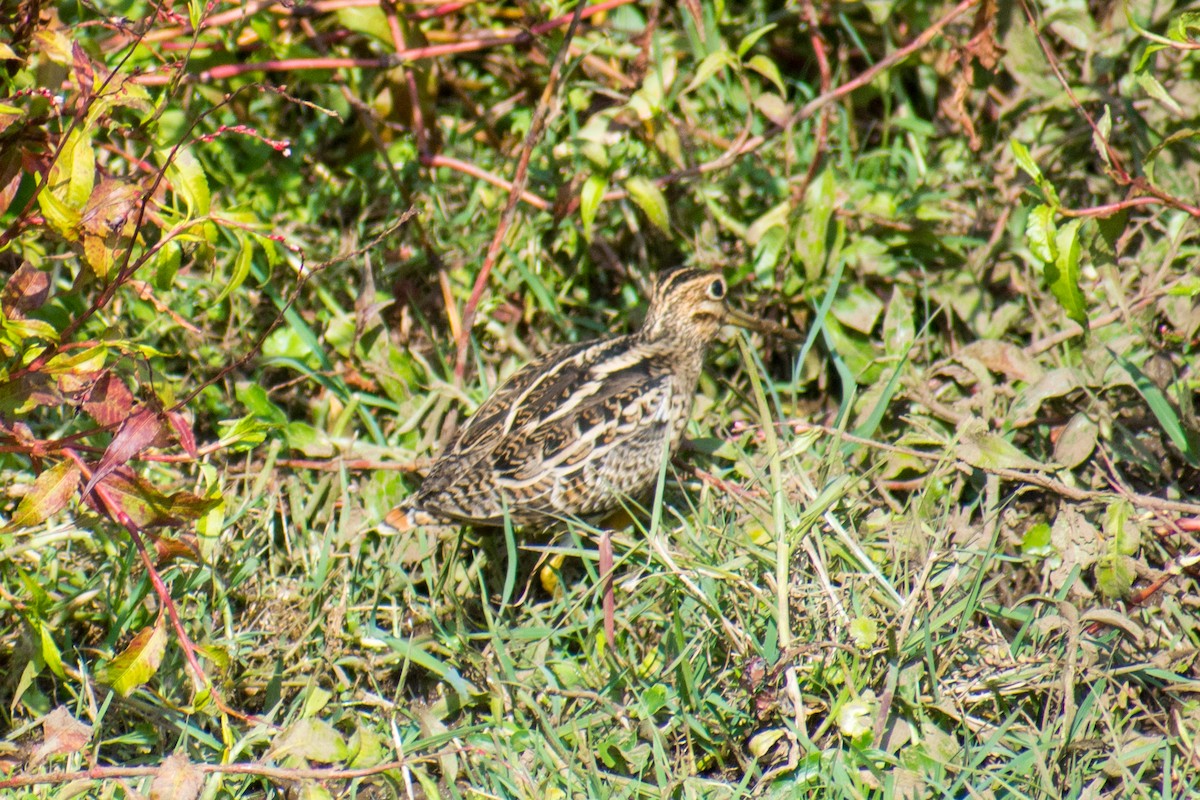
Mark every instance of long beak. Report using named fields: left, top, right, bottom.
left=727, top=307, right=803, bottom=343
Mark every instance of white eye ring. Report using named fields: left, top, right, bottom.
left=707, top=279, right=726, bottom=300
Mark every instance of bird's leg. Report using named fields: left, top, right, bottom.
left=599, top=529, right=615, bottom=647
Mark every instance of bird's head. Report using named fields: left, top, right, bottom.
left=641, top=267, right=795, bottom=346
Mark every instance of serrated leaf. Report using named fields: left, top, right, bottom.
left=98, top=618, right=167, bottom=696
left=6, top=461, right=81, bottom=530
left=580, top=174, right=606, bottom=241
left=624, top=176, right=669, bottom=232
left=1046, top=218, right=1088, bottom=327
left=882, top=287, right=915, bottom=357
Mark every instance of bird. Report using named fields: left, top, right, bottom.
left=384, top=266, right=783, bottom=533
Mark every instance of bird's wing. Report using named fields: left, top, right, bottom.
left=413, top=339, right=679, bottom=522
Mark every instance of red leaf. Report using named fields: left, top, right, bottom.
left=0, top=261, right=50, bottom=318
left=83, top=372, right=136, bottom=428
left=6, top=461, right=80, bottom=530
left=86, top=468, right=218, bottom=528
left=167, top=410, right=198, bottom=458
left=153, top=534, right=202, bottom=566
left=29, top=706, right=93, bottom=767
left=72, top=42, right=94, bottom=103
left=84, top=409, right=166, bottom=494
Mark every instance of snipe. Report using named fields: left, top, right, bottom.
left=385, top=267, right=782, bottom=532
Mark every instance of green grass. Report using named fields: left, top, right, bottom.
left=3, top=0, right=1200, bottom=797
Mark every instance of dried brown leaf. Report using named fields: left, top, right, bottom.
left=150, top=753, right=204, bottom=800
left=958, top=340, right=1044, bottom=384
left=29, top=707, right=93, bottom=767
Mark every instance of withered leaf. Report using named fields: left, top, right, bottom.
left=0, top=261, right=50, bottom=317
left=150, top=753, right=204, bottom=800
left=29, top=706, right=93, bottom=767
left=6, top=461, right=80, bottom=530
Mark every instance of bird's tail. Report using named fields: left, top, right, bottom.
left=381, top=505, right=414, bottom=531
left=380, top=501, right=443, bottom=532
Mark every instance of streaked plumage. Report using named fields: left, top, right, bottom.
left=385, top=267, right=769, bottom=531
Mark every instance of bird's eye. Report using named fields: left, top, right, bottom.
left=707, top=279, right=726, bottom=300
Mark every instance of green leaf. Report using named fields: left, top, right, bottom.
left=1137, top=73, right=1183, bottom=115
left=37, top=184, right=81, bottom=241
left=98, top=618, right=167, bottom=696
left=1010, top=140, right=1060, bottom=207
left=1112, top=351, right=1199, bottom=465
left=347, top=725, right=385, bottom=769
left=1167, top=11, right=1200, bottom=43
left=1104, top=500, right=1140, bottom=556
left=955, top=417, right=1047, bottom=471
left=39, top=624, right=66, bottom=678
left=1095, top=554, right=1136, bottom=599
left=1020, top=522, right=1053, bottom=557
left=165, top=148, right=210, bottom=217
left=1046, top=218, right=1087, bottom=327
left=747, top=55, right=785, bottom=95
left=270, top=718, right=349, bottom=764
left=214, top=237, right=253, bottom=305
left=684, top=49, right=737, bottom=93
left=580, top=174, right=606, bottom=241
left=1025, top=204, right=1057, bottom=264
left=624, top=176, right=670, bottom=232
left=737, top=23, right=778, bottom=57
